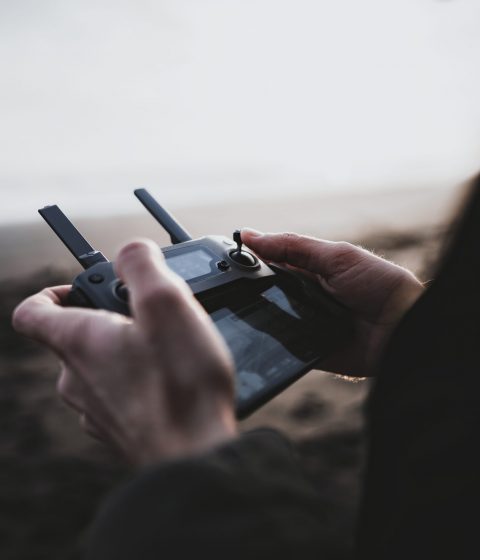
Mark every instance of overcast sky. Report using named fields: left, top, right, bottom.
left=1, top=0, right=480, bottom=220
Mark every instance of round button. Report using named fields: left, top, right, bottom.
left=114, top=283, right=130, bottom=302
left=88, top=273, right=104, bottom=284
left=228, top=249, right=258, bottom=267
left=217, top=260, right=230, bottom=271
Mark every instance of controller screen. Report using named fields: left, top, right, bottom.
left=211, top=285, right=329, bottom=409
left=165, top=248, right=215, bottom=282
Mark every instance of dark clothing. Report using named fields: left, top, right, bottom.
left=86, top=182, right=480, bottom=559
left=358, top=183, right=480, bottom=559
left=86, top=431, right=334, bottom=559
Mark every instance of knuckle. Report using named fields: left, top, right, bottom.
left=56, top=375, right=71, bottom=401
left=329, top=242, right=364, bottom=275
left=281, top=232, right=318, bottom=268
left=11, top=301, right=31, bottom=332
left=178, top=346, right=234, bottom=395
left=334, top=240, right=357, bottom=255
left=56, top=374, right=79, bottom=409
left=281, top=231, right=302, bottom=259
left=281, top=231, right=301, bottom=246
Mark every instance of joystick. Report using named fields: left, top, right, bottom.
left=230, top=230, right=258, bottom=267
left=38, top=188, right=351, bottom=418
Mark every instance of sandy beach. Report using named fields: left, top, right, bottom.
left=0, top=184, right=462, bottom=559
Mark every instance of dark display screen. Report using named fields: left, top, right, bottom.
left=211, top=285, right=333, bottom=413
left=165, top=248, right=216, bottom=282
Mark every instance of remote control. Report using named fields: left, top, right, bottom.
left=39, top=189, right=352, bottom=417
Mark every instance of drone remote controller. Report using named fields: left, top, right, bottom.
left=39, top=189, right=352, bottom=417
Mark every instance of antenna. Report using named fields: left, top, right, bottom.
left=38, top=205, right=108, bottom=269
left=134, top=188, right=192, bottom=245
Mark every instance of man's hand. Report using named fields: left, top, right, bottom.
left=12, top=240, right=237, bottom=466
left=242, top=229, right=424, bottom=377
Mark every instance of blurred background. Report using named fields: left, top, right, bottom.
left=0, top=1, right=479, bottom=559
left=1, top=0, right=480, bottom=221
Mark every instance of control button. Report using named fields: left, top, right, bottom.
left=115, top=283, right=129, bottom=302
left=217, top=260, right=230, bottom=271
left=229, top=229, right=258, bottom=267
left=88, top=273, right=104, bottom=284
left=67, top=287, right=92, bottom=308
left=229, top=249, right=258, bottom=267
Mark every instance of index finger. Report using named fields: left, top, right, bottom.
left=240, top=230, right=336, bottom=275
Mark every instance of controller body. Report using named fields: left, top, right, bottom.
left=39, top=191, right=352, bottom=418
left=68, top=235, right=352, bottom=417
left=68, top=235, right=274, bottom=314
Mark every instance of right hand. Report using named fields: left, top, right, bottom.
left=241, top=229, right=424, bottom=377
left=12, top=240, right=237, bottom=466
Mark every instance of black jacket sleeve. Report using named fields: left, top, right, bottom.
left=85, top=430, right=329, bottom=559
left=357, top=180, right=480, bottom=559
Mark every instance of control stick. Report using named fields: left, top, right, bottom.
left=230, top=230, right=257, bottom=267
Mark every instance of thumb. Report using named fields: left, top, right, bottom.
left=115, top=238, right=193, bottom=331
left=12, top=285, right=93, bottom=354
left=241, top=229, right=360, bottom=280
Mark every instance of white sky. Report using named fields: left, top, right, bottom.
left=1, top=0, right=480, bottom=220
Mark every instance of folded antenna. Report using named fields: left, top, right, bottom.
left=134, top=188, right=192, bottom=244
left=38, top=205, right=108, bottom=269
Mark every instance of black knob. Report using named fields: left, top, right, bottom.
left=230, top=229, right=258, bottom=267
left=229, top=250, right=257, bottom=267
left=67, top=287, right=93, bottom=308
left=217, top=260, right=230, bottom=271
left=233, top=230, right=242, bottom=250
left=88, top=273, right=105, bottom=284
left=114, top=283, right=130, bottom=303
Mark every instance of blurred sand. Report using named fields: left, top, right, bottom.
left=0, top=184, right=459, bottom=281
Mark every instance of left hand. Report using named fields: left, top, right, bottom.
left=12, top=239, right=237, bottom=466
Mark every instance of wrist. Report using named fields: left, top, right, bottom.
left=368, top=279, right=424, bottom=369
left=381, top=275, right=424, bottom=326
